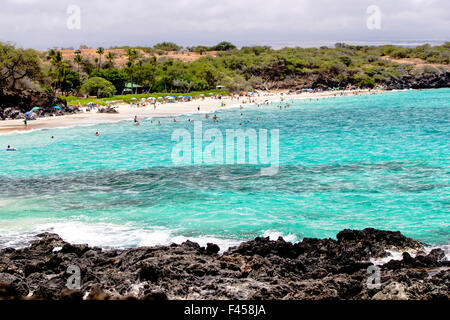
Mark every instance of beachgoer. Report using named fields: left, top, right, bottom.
left=95, top=132, right=99, bottom=136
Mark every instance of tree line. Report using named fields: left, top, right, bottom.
left=1, top=41, right=449, bottom=98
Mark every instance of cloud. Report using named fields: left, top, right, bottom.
left=1, top=0, right=449, bottom=49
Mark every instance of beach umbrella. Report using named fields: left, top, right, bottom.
left=208, top=93, right=214, bottom=96
left=31, top=107, right=40, bottom=111
left=199, top=94, right=205, bottom=96
left=53, top=106, right=62, bottom=109
left=178, top=95, right=184, bottom=98
left=157, top=97, right=163, bottom=100
left=25, top=111, right=34, bottom=115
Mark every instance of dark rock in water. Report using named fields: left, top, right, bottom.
left=0, top=229, right=447, bottom=300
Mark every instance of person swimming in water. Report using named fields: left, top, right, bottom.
left=95, top=132, right=99, bottom=136
left=205, top=114, right=209, bottom=119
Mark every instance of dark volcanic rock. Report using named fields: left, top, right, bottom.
left=0, top=229, right=447, bottom=300
left=0, top=89, right=69, bottom=118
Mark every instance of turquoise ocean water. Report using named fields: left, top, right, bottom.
left=0, top=89, right=449, bottom=249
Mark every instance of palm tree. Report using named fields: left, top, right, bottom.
left=96, top=47, right=104, bottom=71
left=73, top=54, right=82, bottom=75
left=105, top=52, right=115, bottom=68
left=125, top=48, right=138, bottom=93
left=47, top=49, right=66, bottom=94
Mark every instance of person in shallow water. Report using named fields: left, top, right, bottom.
left=95, top=132, right=99, bottom=136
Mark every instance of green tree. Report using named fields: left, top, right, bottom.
left=210, top=41, right=236, bottom=51
left=92, top=68, right=128, bottom=94
left=153, top=42, right=181, bottom=52
left=60, top=69, right=81, bottom=94
left=96, top=47, right=104, bottom=71
left=73, top=54, right=83, bottom=75
left=125, top=48, right=138, bottom=93
left=46, top=49, right=69, bottom=94
left=105, top=52, right=115, bottom=68
left=80, top=77, right=116, bottom=98
left=0, top=42, right=42, bottom=91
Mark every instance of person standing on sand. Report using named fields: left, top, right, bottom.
left=23, top=118, right=27, bottom=126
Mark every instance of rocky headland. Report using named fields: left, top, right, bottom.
left=0, top=228, right=448, bottom=300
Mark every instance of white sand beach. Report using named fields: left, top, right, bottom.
left=0, top=89, right=385, bottom=134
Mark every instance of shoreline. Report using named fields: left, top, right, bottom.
left=0, top=228, right=448, bottom=300
left=0, top=88, right=387, bottom=135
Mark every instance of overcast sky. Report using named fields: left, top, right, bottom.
left=1, top=0, right=449, bottom=49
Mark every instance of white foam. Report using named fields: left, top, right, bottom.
left=262, top=230, right=299, bottom=243
left=370, top=246, right=450, bottom=266
left=0, top=220, right=243, bottom=253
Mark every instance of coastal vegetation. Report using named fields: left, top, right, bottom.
left=1, top=41, right=449, bottom=101
left=60, top=89, right=230, bottom=106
